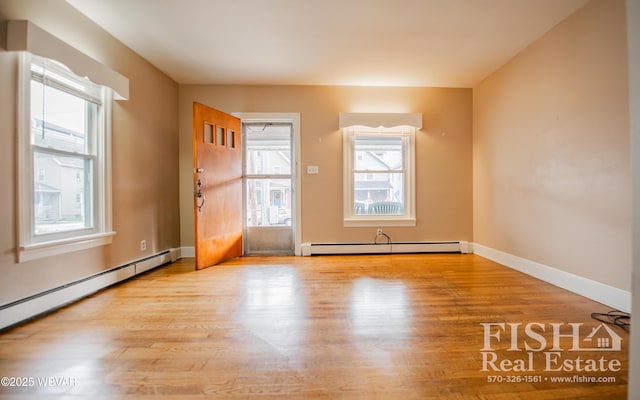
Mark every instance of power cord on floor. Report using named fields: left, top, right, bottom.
left=591, top=310, right=630, bottom=332
left=374, top=231, right=392, bottom=254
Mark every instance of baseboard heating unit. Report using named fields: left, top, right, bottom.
left=301, top=241, right=471, bottom=256
left=0, top=248, right=179, bottom=331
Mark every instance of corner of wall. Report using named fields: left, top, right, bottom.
left=473, top=243, right=631, bottom=312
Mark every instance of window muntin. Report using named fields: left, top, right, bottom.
left=18, top=54, right=114, bottom=260
left=344, top=125, right=415, bottom=226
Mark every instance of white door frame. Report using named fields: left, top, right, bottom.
left=234, top=112, right=301, bottom=256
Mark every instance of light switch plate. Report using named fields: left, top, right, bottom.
left=307, top=165, right=319, bottom=174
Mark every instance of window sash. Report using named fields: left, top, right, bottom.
left=343, top=127, right=416, bottom=226
left=28, top=60, right=101, bottom=240
left=28, top=84, right=100, bottom=241
left=353, top=135, right=405, bottom=173
left=32, top=150, right=95, bottom=236
left=30, top=79, right=98, bottom=157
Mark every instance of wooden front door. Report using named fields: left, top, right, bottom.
left=193, top=102, right=242, bottom=269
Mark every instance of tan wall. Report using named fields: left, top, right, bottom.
left=0, top=0, right=180, bottom=305
left=473, top=0, right=630, bottom=290
left=179, top=85, right=472, bottom=246
left=627, top=0, right=640, bottom=396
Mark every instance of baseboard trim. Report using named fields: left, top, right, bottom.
left=0, top=248, right=180, bottom=331
left=473, top=243, right=631, bottom=312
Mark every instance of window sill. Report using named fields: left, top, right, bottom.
left=344, top=217, right=416, bottom=227
left=18, top=231, right=116, bottom=262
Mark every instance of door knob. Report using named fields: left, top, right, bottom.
left=195, top=168, right=204, bottom=173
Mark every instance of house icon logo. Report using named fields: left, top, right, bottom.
left=582, top=323, right=623, bottom=351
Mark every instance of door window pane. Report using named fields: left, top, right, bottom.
left=227, top=129, right=236, bottom=148
left=246, top=178, right=291, bottom=226
left=216, top=126, right=225, bottom=146
left=245, top=123, right=291, bottom=175
left=204, top=123, right=213, bottom=144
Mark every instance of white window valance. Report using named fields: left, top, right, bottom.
left=6, top=20, right=129, bottom=100
left=339, top=113, right=422, bottom=129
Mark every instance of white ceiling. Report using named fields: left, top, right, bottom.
left=65, top=0, right=588, bottom=88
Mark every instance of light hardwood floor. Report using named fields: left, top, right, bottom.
left=0, top=254, right=629, bottom=399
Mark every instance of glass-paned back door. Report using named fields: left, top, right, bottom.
left=243, top=122, right=294, bottom=254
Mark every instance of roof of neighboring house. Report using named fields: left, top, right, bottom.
left=34, top=182, right=60, bottom=193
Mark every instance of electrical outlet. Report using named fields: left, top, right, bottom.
left=140, top=240, right=147, bottom=251
left=376, top=229, right=383, bottom=237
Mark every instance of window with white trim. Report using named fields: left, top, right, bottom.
left=18, top=54, right=115, bottom=261
left=343, top=125, right=416, bottom=227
